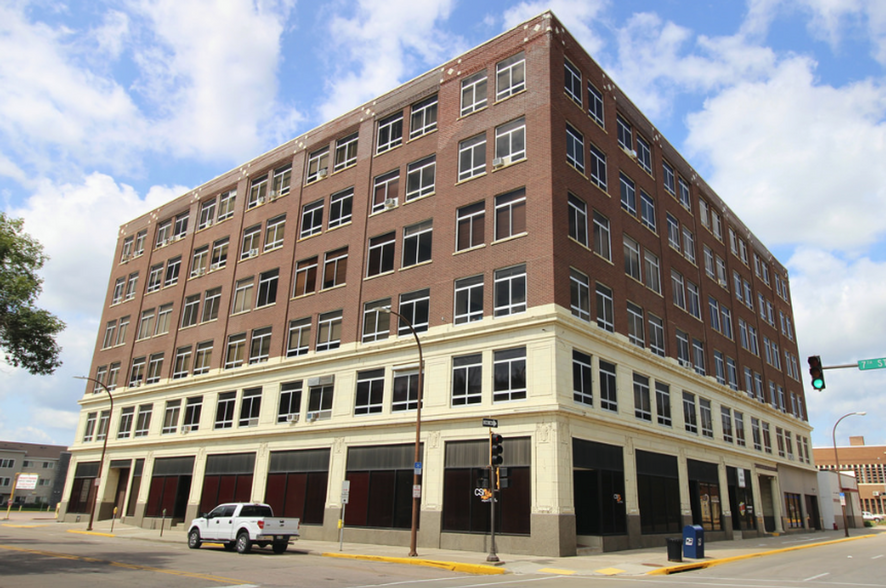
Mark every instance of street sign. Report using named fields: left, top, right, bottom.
left=16, top=474, right=38, bottom=490
left=858, top=358, right=886, bottom=371
left=412, top=484, right=422, bottom=498
left=482, top=418, right=498, bottom=427
left=414, top=462, right=422, bottom=475
left=341, top=480, right=351, bottom=504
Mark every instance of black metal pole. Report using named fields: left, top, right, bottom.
left=75, top=376, right=114, bottom=531
left=833, top=411, right=865, bottom=537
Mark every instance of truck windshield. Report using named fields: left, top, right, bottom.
left=240, top=505, right=274, bottom=517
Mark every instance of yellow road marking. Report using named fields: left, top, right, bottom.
left=67, top=529, right=115, bottom=538
left=1, top=524, right=40, bottom=528
left=0, top=544, right=244, bottom=584
left=595, top=567, right=626, bottom=575
left=538, top=567, right=576, bottom=575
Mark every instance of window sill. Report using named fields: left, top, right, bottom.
left=491, top=155, right=526, bottom=172
left=404, top=191, right=435, bottom=205
left=455, top=171, right=487, bottom=185
left=458, top=105, right=488, bottom=120
left=492, top=232, right=527, bottom=246
left=364, top=270, right=395, bottom=281
left=332, top=162, right=357, bottom=175
left=453, top=243, right=486, bottom=255
left=319, top=283, right=346, bottom=293
left=297, top=232, right=322, bottom=242
left=407, top=127, right=437, bottom=144
left=327, top=220, right=353, bottom=232
left=400, top=260, right=432, bottom=272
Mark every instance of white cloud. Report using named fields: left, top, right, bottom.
left=501, top=0, right=608, bottom=57
left=684, top=57, right=886, bottom=250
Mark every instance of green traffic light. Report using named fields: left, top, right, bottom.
left=812, top=378, right=824, bottom=390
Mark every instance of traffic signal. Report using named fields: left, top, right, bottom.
left=490, top=433, right=504, bottom=466
left=497, top=467, right=511, bottom=490
left=808, top=355, right=826, bottom=390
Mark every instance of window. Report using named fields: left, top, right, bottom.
left=217, top=190, right=236, bottom=221
left=308, top=380, right=334, bottom=418
left=329, top=187, right=353, bottom=229
left=762, top=421, right=772, bottom=453
left=277, top=382, right=302, bottom=422
left=494, top=264, right=526, bottom=317
left=156, top=219, right=172, bottom=247
left=249, top=327, right=272, bottom=364
left=494, top=188, right=526, bottom=240
left=241, top=225, right=262, bottom=259
left=215, top=392, right=236, bottom=429
left=699, top=199, right=710, bottom=228
left=573, top=350, right=593, bottom=406
left=146, top=353, right=163, bottom=384
left=682, top=227, right=695, bottom=263
left=726, top=357, right=738, bottom=390
left=452, top=354, right=482, bottom=406
left=305, top=148, right=330, bottom=184
left=620, top=173, right=636, bottom=214
left=362, top=298, right=391, bottom=343
left=570, top=268, right=591, bottom=321
left=406, top=155, right=435, bottom=201
left=146, top=264, right=162, bottom=293
left=102, top=320, right=117, bottom=349
left=162, top=400, right=181, bottom=434
left=662, top=161, right=676, bottom=195
left=256, top=269, right=279, bottom=307
left=687, top=281, right=701, bottom=319
left=636, top=135, right=652, bottom=174
left=676, top=330, right=691, bottom=368
left=135, top=404, right=152, bottom=436
left=599, top=360, right=617, bottom=411
left=692, top=338, right=705, bottom=375
left=699, top=398, right=713, bottom=438
left=714, top=350, right=726, bottom=385
left=735, top=411, right=745, bottom=446
left=173, top=213, right=188, bottom=239
left=83, top=412, right=96, bottom=442
left=190, top=246, right=208, bottom=277
left=370, top=170, right=401, bottom=214
left=623, top=235, right=641, bottom=281
left=193, top=341, right=213, bottom=375
left=398, top=289, right=429, bottom=334
left=202, top=287, right=221, bottom=323
left=683, top=392, right=697, bottom=433
left=564, top=59, right=582, bottom=104
left=454, top=275, right=483, bottom=324
left=493, top=347, right=526, bottom=402
left=248, top=175, right=268, bottom=208
left=134, top=229, right=147, bottom=255
left=334, top=133, right=358, bottom=172
left=593, top=211, right=611, bottom=260
left=721, top=306, right=733, bottom=339
left=161, top=259, right=179, bottom=288
left=716, top=256, right=728, bottom=286
left=323, top=247, right=348, bottom=289
left=410, top=95, right=437, bottom=139
left=566, top=124, right=584, bottom=172
left=121, top=236, right=134, bottom=261
left=287, top=318, right=311, bottom=357
left=367, top=233, right=395, bottom=276
left=300, top=199, right=323, bottom=238
left=460, top=70, right=487, bottom=116
left=678, top=177, right=691, bottom=209
left=225, top=333, right=246, bottom=369
left=627, top=302, right=645, bottom=347
left=173, top=346, right=192, bottom=379
left=496, top=52, right=525, bottom=100
left=709, top=296, right=721, bottom=332
left=589, top=144, right=607, bottom=190
left=672, top=270, right=686, bottom=309
left=634, top=373, right=651, bottom=421
left=294, top=257, right=317, bottom=297
left=704, top=245, right=715, bottom=279
left=456, top=201, right=485, bottom=251
left=568, top=194, right=588, bottom=246
left=232, top=278, right=254, bottom=314
left=617, top=114, right=633, bottom=152
left=377, top=112, right=403, bottom=154
left=648, top=315, right=665, bottom=356
left=117, top=407, right=134, bottom=439
left=137, top=309, right=155, bottom=340
left=458, top=133, right=486, bottom=181
left=402, top=220, right=433, bottom=267
left=656, top=382, right=671, bottom=426
left=721, top=407, right=734, bottom=443
left=264, top=215, right=285, bottom=251
left=272, top=164, right=291, bottom=198
left=355, top=369, right=385, bottom=415
left=210, top=238, right=228, bottom=270
left=316, top=310, right=342, bottom=351
left=596, top=283, right=614, bottom=331
left=392, top=369, right=421, bottom=411
left=588, top=82, right=604, bottom=126
left=237, top=388, right=261, bottom=427
left=640, top=192, right=656, bottom=231
left=181, top=295, right=200, bottom=328
left=644, top=250, right=661, bottom=293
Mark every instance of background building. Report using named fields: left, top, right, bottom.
left=60, top=12, right=816, bottom=556
left=814, top=436, right=886, bottom=518
left=1, top=441, right=70, bottom=508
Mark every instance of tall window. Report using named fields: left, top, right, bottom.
left=573, top=350, right=593, bottom=406
left=494, top=188, right=526, bottom=240
left=278, top=381, right=302, bottom=421
left=648, top=315, right=665, bottom=356
left=248, top=175, right=268, bottom=208
left=683, top=392, right=697, bottom=433
left=398, top=289, right=429, bottom=334
left=323, top=247, right=348, bottom=289
left=496, top=52, right=525, bottom=100
left=672, top=270, right=686, bottom=309
left=215, top=392, right=236, bottom=429
left=316, top=310, right=342, bottom=351
left=663, top=161, right=676, bottom=195
left=308, top=380, right=334, bottom=418
left=640, top=192, right=656, bottom=231
left=593, top=211, right=611, bottom=260
left=198, top=198, right=217, bottom=229
left=493, top=264, right=526, bottom=317
left=599, top=360, right=617, bottom=411
left=456, top=202, right=485, bottom=251
left=264, top=215, right=285, bottom=251
left=454, top=275, right=483, bottom=324
left=566, top=124, right=584, bottom=172
left=272, top=164, right=291, bottom=198
left=329, top=187, right=353, bottom=228
left=410, top=95, right=437, bottom=139
left=570, top=268, right=591, bottom=321
left=588, top=82, right=604, bottom=126
left=217, top=190, right=236, bottom=221
left=458, top=134, right=486, bottom=181
left=146, top=264, right=162, bottom=293
left=334, top=133, right=358, bottom=171
left=173, top=346, right=191, bottom=379
left=241, top=225, right=262, bottom=259
left=589, top=144, right=607, bottom=190
left=193, top=341, right=213, bottom=375
left=355, top=369, right=385, bottom=415
left=460, top=70, right=487, bottom=116
left=162, top=400, right=181, bottom=434
left=633, top=373, right=651, bottom=421
left=300, top=199, right=324, bottom=238
left=676, top=330, right=690, bottom=367
left=190, top=246, right=209, bottom=277
left=564, top=59, right=582, bottom=104
left=225, top=333, right=246, bottom=369
left=406, top=155, right=435, bottom=201
left=367, top=233, right=395, bottom=276
left=452, top=354, right=482, bottom=406
left=372, top=170, right=399, bottom=213
left=211, top=238, right=228, bottom=270
left=627, top=302, right=645, bottom=347
left=596, top=283, right=614, bottom=331
left=181, top=295, right=200, bottom=328
left=362, top=299, right=391, bottom=343
left=568, top=194, right=588, bottom=246
left=678, top=177, right=691, bottom=209
left=620, top=173, right=636, bottom=215
left=616, top=115, right=632, bottom=152
left=644, top=251, right=661, bottom=293
left=392, top=369, right=421, bottom=411
left=202, top=287, right=221, bottom=323
left=137, top=309, right=154, bottom=340
left=294, top=256, right=318, bottom=298
left=256, top=269, right=279, bottom=307
left=636, top=135, right=652, bottom=174
left=692, top=338, right=706, bottom=375
left=287, top=318, right=311, bottom=357
left=184, top=396, right=202, bottom=430
left=623, top=235, right=641, bottom=281
left=656, top=382, right=671, bottom=426
left=232, top=278, right=254, bottom=314
left=249, top=327, right=272, bottom=364
left=402, top=220, right=433, bottom=267
left=699, top=398, right=713, bottom=438
left=493, top=347, right=526, bottom=402
left=146, top=353, right=164, bottom=384
left=376, top=112, right=403, bottom=154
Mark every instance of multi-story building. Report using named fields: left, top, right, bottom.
left=60, top=12, right=817, bottom=555
left=814, top=436, right=886, bottom=517
left=1, top=441, right=70, bottom=507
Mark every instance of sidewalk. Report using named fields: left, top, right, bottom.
left=2, top=511, right=882, bottom=577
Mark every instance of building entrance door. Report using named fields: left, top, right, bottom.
left=113, top=468, right=130, bottom=518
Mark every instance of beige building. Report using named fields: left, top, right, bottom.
left=1, top=441, right=69, bottom=507
left=61, top=12, right=818, bottom=556
left=814, top=436, right=886, bottom=519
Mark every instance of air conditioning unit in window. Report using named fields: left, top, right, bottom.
left=194, top=267, right=205, bottom=277
left=678, top=358, right=692, bottom=369
left=286, top=413, right=299, bottom=424
left=249, top=248, right=259, bottom=258
left=623, top=147, right=638, bottom=159
left=161, top=238, right=170, bottom=246
left=493, top=156, right=511, bottom=168
left=181, top=425, right=192, bottom=434
left=246, top=417, right=259, bottom=427
left=132, top=381, right=142, bottom=388
left=318, top=168, right=328, bottom=179
left=308, top=375, right=334, bottom=387
left=257, top=196, right=266, bottom=205
left=121, top=256, right=129, bottom=264
left=175, top=233, right=185, bottom=241
left=306, top=412, right=318, bottom=422
left=210, top=262, right=223, bottom=271
left=384, top=198, right=398, bottom=210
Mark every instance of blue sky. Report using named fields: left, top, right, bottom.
left=3, top=0, right=886, bottom=450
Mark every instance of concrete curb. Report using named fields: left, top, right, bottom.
left=647, top=534, right=876, bottom=575
left=66, top=529, right=116, bottom=538
left=322, top=552, right=506, bottom=575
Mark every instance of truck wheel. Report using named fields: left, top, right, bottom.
left=272, top=540, right=288, bottom=554
left=235, top=531, right=252, bottom=554
left=187, top=529, right=202, bottom=549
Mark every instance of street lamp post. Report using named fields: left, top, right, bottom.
left=381, top=307, right=424, bottom=557
left=833, top=411, right=866, bottom=537
left=74, top=376, right=115, bottom=532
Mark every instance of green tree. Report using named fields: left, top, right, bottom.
left=0, top=213, right=65, bottom=374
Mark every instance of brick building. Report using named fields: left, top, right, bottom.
left=61, top=12, right=818, bottom=555
left=1, top=441, right=70, bottom=508
left=814, top=436, right=886, bottom=517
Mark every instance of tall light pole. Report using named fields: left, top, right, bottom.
left=833, top=411, right=866, bottom=537
left=381, top=307, right=424, bottom=557
left=74, top=376, right=114, bottom=531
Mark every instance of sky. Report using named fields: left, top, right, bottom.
left=2, top=0, right=886, bottom=451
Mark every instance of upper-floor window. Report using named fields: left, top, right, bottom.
left=493, top=347, right=526, bottom=402
left=300, top=199, right=324, bottom=238
left=120, top=235, right=134, bottom=262
left=566, top=124, right=584, bottom=173
left=678, top=177, right=691, bottom=210
left=496, top=52, right=525, bottom=100
left=593, top=211, right=611, bottom=261
left=256, top=269, right=279, bottom=308
left=323, top=247, right=348, bottom=289
left=316, top=310, right=343, bottom=352
left=134, top=230, right=146, bottom=255
left=218, top=190, right=236, bottom=221
left=173, top=212, right=189, bottom=239
left=372, top=170, right=399, bottom=213
left=376, top=112, right=403, bottom=154
left=493, top=264, right=526, bottom=317
left=456, top=201, right=485, bottom=251
left=241, top=225, right=261, bottom=259
left=636, top=135, right=652, bottom=174
left=588, top=82, right=604, bottom=127
left=495, top=117, right=526, bottom=163
left=617, top=114, right=633, bottom=152
left=249, top=328, right=272, bottom=364
left=367, top=233, right=395, bottom=277
left=454, top=275, right=483, bottom=324
left=163, top=258, right=180, bottom=287
left=398, top=289, right=429, bottom=334
left=333, top=133, right=358, bottom=172
left=570, top=268, right=590, bottom=322
left=306, top=147, right=329, bottom=183
left=460, top=70, right=487, bottom=116
left=272, top=164, right=291, bottom=198
left=410, top=95, right=438, bottom=139
left=589, top=144, right=607, bottom=190
left=247, top=175, right=268, bottom=209
left=564, top=59, right=582, bottom=105
left=406, top=155, right=435, bottom=201
left=329, top=187, right=353, bottom=228
left=210, top=238, right=228, bottom=270
left=287, top=318, right=311, bottom=357
left=458, top=133, right=486, bottom=181
left=452, top=354, right=482, bottom=406
left=662, top=161, right=675, bottom=195
left=362, top=298, right=391, bottom=343
left=568, top=194, right=588, bottom=247
left=494, top=188, right=526, bottom=241
left=620, top=173, right=636, bottom=215
left=264, top=215, right=286, bottom=251
left=402, top=220, right=433, bottom=267
left=156, top=220, right=172, bottom=247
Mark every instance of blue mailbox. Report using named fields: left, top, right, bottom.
left=682, top=524, right=705, bottom=559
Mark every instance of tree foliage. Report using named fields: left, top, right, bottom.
left=0, top=213, right=65, bottom=374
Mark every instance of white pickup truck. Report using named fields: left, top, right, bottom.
left=187, top=502, right=300, bottom=554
